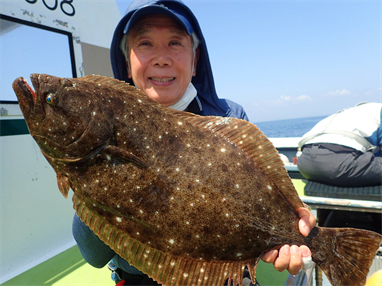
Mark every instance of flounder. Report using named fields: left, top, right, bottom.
left=13, top=74, right=382, bottom=286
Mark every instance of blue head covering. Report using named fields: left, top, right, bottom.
left=110, top=0, right=248, bottom=119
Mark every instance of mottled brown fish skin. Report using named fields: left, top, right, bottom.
left=13, top=74, right=382, bottom=286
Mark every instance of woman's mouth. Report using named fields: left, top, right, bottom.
left=150, top=77, right=175, bottom=82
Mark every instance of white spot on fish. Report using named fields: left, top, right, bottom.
left=92, top=112, right=96, bottom=116
left=267, top=185, right=272, bottom=190
left=169, top=239, right=175, bottom=244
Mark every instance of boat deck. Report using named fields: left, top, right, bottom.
left=0, top=246, right=111, bottom=286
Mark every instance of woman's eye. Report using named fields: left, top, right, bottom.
left=138, top=41, right=151, bottom=47
left=169, top=41, right=181, bottom=46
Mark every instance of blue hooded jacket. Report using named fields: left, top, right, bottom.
left=73, top=0, right=249, bottom=278
left=110, top=0, right=248, bottom=120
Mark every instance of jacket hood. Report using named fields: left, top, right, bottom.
left=110, top=0, right=231, bottom=116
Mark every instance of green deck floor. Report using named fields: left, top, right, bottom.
left=1, top=246, right=111, bottom=286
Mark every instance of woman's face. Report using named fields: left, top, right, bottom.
left=127, top=14, right=198, bottom=106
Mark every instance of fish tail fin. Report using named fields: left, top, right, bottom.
left=311, top=226, right=382, bottom=286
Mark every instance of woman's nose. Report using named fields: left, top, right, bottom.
left=152, top=46, right=172, bottom=67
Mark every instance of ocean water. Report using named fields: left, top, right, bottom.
left=254, top=115, right=328, bottom=138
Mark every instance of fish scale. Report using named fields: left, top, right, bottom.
left=13, top=73, right=382, bottom=286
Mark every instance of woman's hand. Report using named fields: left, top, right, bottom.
left=261, top=207, right=316, bottom=275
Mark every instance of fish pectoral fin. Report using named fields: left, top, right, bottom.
left=57, top=173, right=70, bottom=198
left=101, top=146, right=148, bottom=168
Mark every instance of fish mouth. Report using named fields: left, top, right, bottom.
left=12, top=76, right=36, bottom=119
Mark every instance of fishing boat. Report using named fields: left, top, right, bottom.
left=1, top=1, right=380, bottom=285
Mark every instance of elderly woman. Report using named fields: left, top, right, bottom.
left=73, top=0, right=315, bottom=285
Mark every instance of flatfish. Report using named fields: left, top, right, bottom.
left=13, top=74, right=382, bottom=286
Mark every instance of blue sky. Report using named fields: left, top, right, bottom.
left=116, top=0, right=381, bottom=123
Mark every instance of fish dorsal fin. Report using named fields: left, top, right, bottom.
left=73, top=194, right=251, bottom=286
left=79, top=75, right=166, bottom=107
left=182, top=115, right=304, bottom=211
left=79, top=74, right=142, bottom=94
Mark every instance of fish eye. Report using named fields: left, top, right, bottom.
left=46, top=94, right=55, bottom=105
